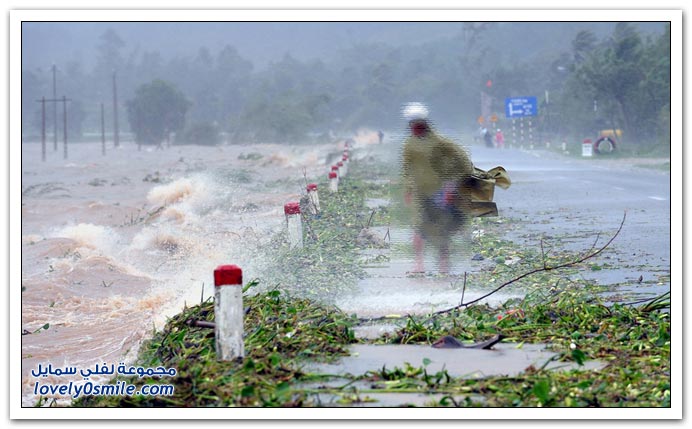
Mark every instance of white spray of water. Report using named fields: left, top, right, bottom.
left=127, top=172, right=258, bottom=329
left=20, top=143, right=320, bottom=406
left=147, top=176, right=210, bottom=207
left=54, top=223, right=120, bottom=255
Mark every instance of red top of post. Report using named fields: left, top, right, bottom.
left=214, top=265, right=243, bottom=287
left=307, top=183, right=318, bottom=192
left=284, top=202, right=301, bottom=215
left=329, top=171, right=337, bottom=179
left=583, top=139, right=593, bottom=144
left=337, top=161, right=344, bottom=167
left=342, top=154, right=348, bottom=161
left=331, top=165, right=339, bottom=171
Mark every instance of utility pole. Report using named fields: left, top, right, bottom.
left=101, top=102, right=106, bottom=156
left=52, top=64, right=57, bottom=151
left=112, top=71, right=120, bottom=148
left=40, top=97, right=46, bottom=161
left=39, top=96, right=71, bottom=159
left=62, top=96, right=68, bottom=159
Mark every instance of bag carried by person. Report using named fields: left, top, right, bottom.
left=458, top=166, right=511, bottom=217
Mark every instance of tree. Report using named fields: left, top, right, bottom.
left=175, top=121, right=220, bottom=146
left=66, top=100, right=87, bottom=140
left=213, top=45, right=254, bottom=127
left=93, top=29, right=126, bottom=94
left=22, top=69, right=45, bottom=136
left=95, top=29, right=125, bottom=73
left=572, top=30, right=598, bottom=63
left=126, top=80, right=190, bottom=146
left=232, top=90, right=330, bottom=143
left=561, top=23, right=669, bottom=147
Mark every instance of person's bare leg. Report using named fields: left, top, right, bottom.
left=438, top=241, right=450, bottom=275
left=413, top=232, right=425, bottom=272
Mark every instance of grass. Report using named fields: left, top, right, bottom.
left=72, top=282, right=670, bottom=407
left=73, top=288, right=357, bottom=407
left=257, top=174, right=378, bottom=302
left=377, top=290, right=670, bottom=407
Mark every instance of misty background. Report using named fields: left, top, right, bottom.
left=21, top=22, right=670, bottom=151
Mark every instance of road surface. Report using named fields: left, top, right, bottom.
left=338, top=139, right=671, bottom=319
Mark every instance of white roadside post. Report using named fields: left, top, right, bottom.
left=331, top=165, right=340, bottom=185
left=306, top=183, right=320, bottom=214
left=329, top=171, right=338, bottom=193
left=337, top=161, right=346, bottom=177
left=214, top=264, right=244, bottom=361
left=284, top=202, right=303, bottom=248
left=582, top=138, right=593, bottom=157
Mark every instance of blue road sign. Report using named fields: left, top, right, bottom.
left=505, top=97, right=538, bottom=118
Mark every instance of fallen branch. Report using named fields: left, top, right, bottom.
left=432, top=211, right=627, bottom=316
left=459, top=272, right=467, bottom=307
left=623, top=291, right=670, bottom=312
left=366, top=210, right=376, bottom=228
left=355, top=212, right=626, bottom=324
left=187, top=319, right=215, bottom=329
left=540, top=238, right=546, bottom=269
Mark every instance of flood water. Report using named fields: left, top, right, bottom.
left=302, top=343, right=604, bottom=406
left=20, top=138, right=358, bottom=405
left=305, top=343, right=605, bottom=379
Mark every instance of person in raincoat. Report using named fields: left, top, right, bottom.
left=401, top=103, right=511, bottom=274
left=495, top=129, right=505, bottom=149
left=401, top=102, right=475, bottom=274
left=483, top=127, right=494, bottom=148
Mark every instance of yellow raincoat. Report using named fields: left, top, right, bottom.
left=402, top=131, right=511, bottom=243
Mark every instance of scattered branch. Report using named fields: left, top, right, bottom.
left=187, top=319, right=215, bottom=329
left=366, top=210, right=376, bottom=228
left=432, top=211, right=626, bottom=316
left=622, top=291, right=670, bottom=311
left=459, top=272, right=467, bottom=306
left=540, top=238, right=547, bottom=269
left=585, top=232, right=602, bottom=257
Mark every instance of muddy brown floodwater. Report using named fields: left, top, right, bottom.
left=20, top=138, right=367, bottom=406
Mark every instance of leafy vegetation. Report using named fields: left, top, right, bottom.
left=566, top=23, right=671, bottom=148
left=174, top=121, right=220, bottom=146
left=259, top=172, right=383, bottom=301
left=126, top=79, right=191, bottom=146
left=72, top=270, right=669, bottom=407
left=73, top=288, right=356, bottom=407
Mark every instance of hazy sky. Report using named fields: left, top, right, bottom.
left=22, top=22, right=473, bottom=70
left=21, top=21, right=665, bottom=72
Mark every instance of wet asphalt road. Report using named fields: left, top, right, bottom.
left=468, top=144, right=671, bottom=294
left=357, top=137, right=670, bottom=298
